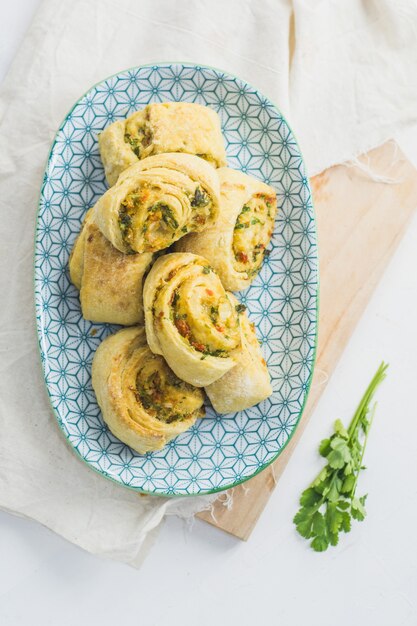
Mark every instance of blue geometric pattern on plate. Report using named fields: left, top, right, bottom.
left=34, top=63, right=318, bottom=496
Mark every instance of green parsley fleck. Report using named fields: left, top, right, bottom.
left=191, top=187, right=209, bottom=208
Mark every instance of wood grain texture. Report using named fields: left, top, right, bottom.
left=197, top=141, right=417, bottom=540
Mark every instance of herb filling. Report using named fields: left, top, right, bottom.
left=124, top=125, right=153, bottom=159
left=135, top=357, right=204, bottom=423
left=232, top=193, right=275, bottom=276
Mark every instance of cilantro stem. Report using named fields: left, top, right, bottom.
left=347, top=362, right=387, bottom=497
left=347, top=362, right=388, bottom=440
left=351, top=401, right=376, bottom=497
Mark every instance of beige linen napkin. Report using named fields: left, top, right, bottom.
left=0, top=0, right=416, bottom=567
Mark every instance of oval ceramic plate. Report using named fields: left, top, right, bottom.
left=34, top=63, right=318, bottom=496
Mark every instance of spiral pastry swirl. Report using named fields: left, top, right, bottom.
left=93, top=153, right=219, bottom=255
left=175, top=168, right=277, bottom=290
left=143, top=253, right=241, bottom=387
left=205, top=294, right=272, bottom=413
left=92, top=327, right=205, bottom=454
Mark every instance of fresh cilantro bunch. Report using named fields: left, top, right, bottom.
left=294, top=362, right=388, bottom=552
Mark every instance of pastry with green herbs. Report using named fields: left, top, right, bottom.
left=175, top=168, right=277, bottom=290
left=92, top=326, right=205, bottom=454
left=143, top=252, right=241, bottom=387
left=205, top=294, right=272, bottom=413
left=99, top=102, right=227, bottom=186
left=93, top=153, right=219, bottom=255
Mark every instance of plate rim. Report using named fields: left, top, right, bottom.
left=34, top=61, right=320, bottom=498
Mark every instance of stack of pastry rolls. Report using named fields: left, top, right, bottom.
left=69, top=101, right=277, bottom=453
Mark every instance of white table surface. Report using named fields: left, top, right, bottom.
left=2, top=4, right=417, bottom=625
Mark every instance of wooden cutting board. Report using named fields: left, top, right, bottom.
left=198, top=140, right=417, bottom=539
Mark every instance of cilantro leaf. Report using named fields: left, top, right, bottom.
left=293, top=507, right=315, bottom=538
left=334, top=419, right=349, bottom=439
left=326, top=437, right=352, bottom=469
left=299, top=487, right=322, bottom=507
left=318, top=437, right=331, bottom=457
left=312, top=511, right=326, bottom=536
left=326, top=477, right=343, bottom=503
left=341, top=474, right=355, bottom=494
left=336, top=499, right=350, bottom=510
left=312, top=466, right=330, bottom=489
left=340, top=511, right=352, bottom=533
left=351, top=496, right=367, bottom=521
left=326, top=503, right=344, bottom=535
left=328, top=531, right=339, bottom=547
left=311, top=536, right=329, bottom=552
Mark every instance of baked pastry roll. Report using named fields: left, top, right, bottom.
left=143, top=252, right=241, bottom=387
left=99, top=102, right=227, bottom=185
left=69, top=209, right=153, bottom=325
left=205, top=294, right=272, bottom=413
left=93, top=153, right=220, bottom=255
left=175, top=168, right=277, bottom=290
left=92, top=327, right=205, bottom=454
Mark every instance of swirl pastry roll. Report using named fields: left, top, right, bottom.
left=69, top=209, right=153, bottom=325
left=205, top=295, right=272, bottom=413
left=99, top=102, right=227, bottom=185
left=93, top=153, right=219, bottom=254
left=143, top=253, right=241, bottom=387
left=175, top=168, right=277, bottom=290
left=92, top=327, right=205, bottom=453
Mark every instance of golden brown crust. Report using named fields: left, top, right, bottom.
left=175, top=168, right=277, bottom=290
left=99, top=102, right=227, bottom=185
left=88, top=102, right=275, bottom=432
left=93, top=153, right=220, bottom=255
left=205, top=294, right=272, bottom=413
left=69, top=209, right=153, bottom=325
left=92, top=327, right=205, bottom=454
left=143, top=252, right=242, bottom=387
